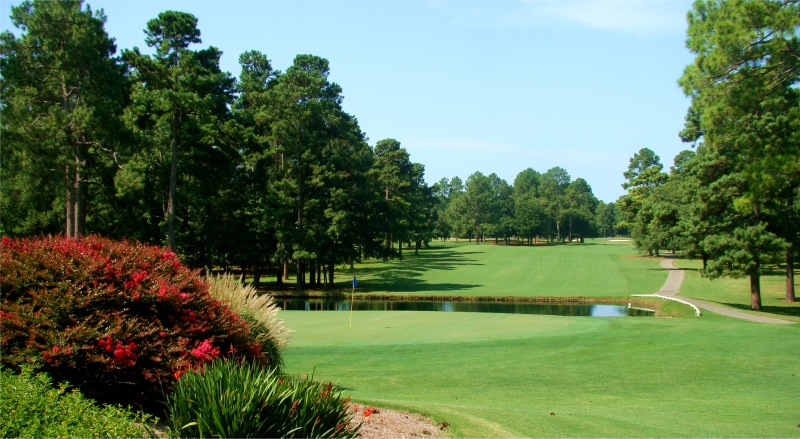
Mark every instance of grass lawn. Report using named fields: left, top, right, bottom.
left=674, top=258, right=800, bottom=323
left=282, top=311, right=800, bottom=438
left=278, top=240, right=800, bottom=437
left=269, top=239, right=667, bottom=298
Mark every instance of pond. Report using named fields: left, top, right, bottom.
left=277, top=299, right=655, bottom=317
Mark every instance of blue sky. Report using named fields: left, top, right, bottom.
left=1, top=0, right=697, bottom=202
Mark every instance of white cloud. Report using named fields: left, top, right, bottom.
left=428, top=0, right=689, bottom=36
left=524, top=0, right=688, bottom=35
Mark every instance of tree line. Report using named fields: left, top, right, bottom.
left=1, top=0, right=613, bottom=291
left=618, top=0, right=799, bottom=310
left=8, top=0, right=792, bottom=308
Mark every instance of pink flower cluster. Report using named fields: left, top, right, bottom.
left=124, top=270, right=148, bottom=290
left=160, top=250, right=181, bottom=269
left=190, top=339, right=220, bottom=363
left=97, top=336, right=139, bottom=366
left=42, top=344, right=73, bottom=365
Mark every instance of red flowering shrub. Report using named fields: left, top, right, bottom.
left=0, top=235, right=272, bottom=411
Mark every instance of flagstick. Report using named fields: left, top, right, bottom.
left=349, top=280, right=354, bottom=328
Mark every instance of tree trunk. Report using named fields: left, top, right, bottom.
left=253, top=265, right=262, bottom=289
left=328, top=264, right=334, bottom=290
left=283, top=263, right=289, bottom=281
left=204, top=241, right=212, bottom=277
left=65, top=164, right=75, bottom=238
left=296, top=259, right=304, bottom=292
left=309, top=260, right=316, bottom=286
left=74, top=144, right=88, bottom=237
left=568, top=217, right=573, bottom=242
left=749, top=268, right=762, bottom=311
left=167, top=119, right=179, bottom=250
left=786, top=244, right=796, bottom=302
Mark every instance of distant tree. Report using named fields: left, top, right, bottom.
left=311, top=111, right=374, bottom=287
left=407, top=163, right=437, bottom=253
left=265, top=54, right=355, bottom=289
left=463, top=172, right=495, bottom=243
left=370, top=138, right=414, bottom=257
left=123, top=11, right=235, bottom=254
left=540, top=167, right=571, bottom=242
left=564, top=178, right=598, bottom=242
left=618, top=148, right=668, bottom=254
left=431, top=178, right=453, bottom=240
left=513, top=169, right=544, bottom=243
left=226, top=50, right=280, bottom=286
left=595, top=201, right=617, bottom=238
left=442, top=179, right=474, bottom=241
left=485, top=174, right=514, bottom=244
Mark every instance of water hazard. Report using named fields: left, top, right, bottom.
left=278, top=299, right=655, bottom=317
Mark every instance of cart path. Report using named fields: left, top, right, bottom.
left=657, top=258, right=794, bottom=324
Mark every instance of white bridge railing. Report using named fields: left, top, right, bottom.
left=630, top=294, right=702, bottom=317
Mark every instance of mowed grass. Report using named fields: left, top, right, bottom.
left=282, top=311, right=800, bottom=438
left=674, top=258, right=800, bottom=323
left=345, top=239, right=666, bottom=298
left=280, top=240, right=800, bottom=437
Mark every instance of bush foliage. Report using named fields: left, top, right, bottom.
left=0, top=235, right=273, bottom=410
left=166, top=359, right=360, bottom=438
left=0, top=367, right=155, bottom=438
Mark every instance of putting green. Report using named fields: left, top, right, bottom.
left=281, top=311, right=608, bottom=346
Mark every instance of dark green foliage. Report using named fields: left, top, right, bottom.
left=166, top=359, right=360, bottom=438
left=679, top=0, right=800, bottom=307
left=0, top=0, right=128, bottom=238
left=0, top=367, right=155, bottom=438
left=0, top=235, right=271, bottom=411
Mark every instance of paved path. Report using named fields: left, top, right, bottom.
left=656, top=258, right=795, bottom=324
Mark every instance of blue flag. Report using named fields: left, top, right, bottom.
left=352, top=275, right=358, bottom=289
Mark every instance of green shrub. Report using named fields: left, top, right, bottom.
left=207, top=273, right=291, bottom=370
left=0, top=366, right=155, bottom=438
left=166, top=359, right=360, bottom=438
left=0, top=235, right=272, bottom=411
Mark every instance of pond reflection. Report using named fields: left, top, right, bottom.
left=278, top=299, right=654, bottom=317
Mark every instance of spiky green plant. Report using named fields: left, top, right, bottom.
left=207, top=273, right=291, bottom=370
left=165, top=359, right=360, bottom=438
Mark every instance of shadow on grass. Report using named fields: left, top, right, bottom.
left=354, top=246, right=483, bottom=294
left=721, top=302, right=800, bottom=319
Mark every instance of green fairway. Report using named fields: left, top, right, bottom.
left=341, top=239, right=666, bottom=298
left=282, top=311, right=800, bottom=438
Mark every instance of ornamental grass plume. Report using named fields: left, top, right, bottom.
left=207, top=273, right=291, bottom=369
